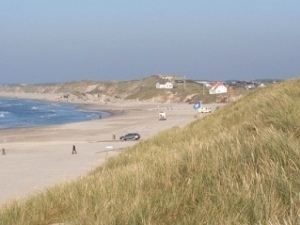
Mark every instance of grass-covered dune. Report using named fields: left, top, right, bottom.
left=0, top=76, right=217, bottom=103
left=1, top=79, right=300, bottom=225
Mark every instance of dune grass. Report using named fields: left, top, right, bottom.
left=0, top=79, right=300, bottom=225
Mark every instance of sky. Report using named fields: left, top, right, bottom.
left=1, top=0, right=300, bottom=83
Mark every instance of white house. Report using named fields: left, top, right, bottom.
left=209, top=82, right=228, bottom=95
left=245, top=84, right=255, bottom=89
left=156, top=82, right=174, bottom=89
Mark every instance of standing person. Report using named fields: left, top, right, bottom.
left=2, top=148, right=5, bottom=155
left=72, top=145, right=77, bottom=154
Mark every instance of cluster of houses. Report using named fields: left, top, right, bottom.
left=154, top=75, right=280, bottom=96
left=155, top=75, right=175, bottom=89
left=224, top=80, right=271, bottom=89
left=155, top=75, right=229, bottom=95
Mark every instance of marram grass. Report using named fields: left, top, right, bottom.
left=1, top=79, right=300, bottom=225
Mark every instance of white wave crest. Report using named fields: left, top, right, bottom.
left=0, top=111, right=9, bottom=118
left=40, top=113, right=57, bottom=119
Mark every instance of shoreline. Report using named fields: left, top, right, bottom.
left=0, top=91, right=220, bottom=206
left=0, top=94, right=123, bottom=131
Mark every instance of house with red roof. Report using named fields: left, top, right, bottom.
left=209, top=82, right=228, bottom=95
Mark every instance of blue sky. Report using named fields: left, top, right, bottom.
left=1, top=0, right=300, bottom=83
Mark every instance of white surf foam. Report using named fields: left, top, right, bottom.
left=0, top=111, right=9, bottom=118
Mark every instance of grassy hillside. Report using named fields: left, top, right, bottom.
left=125, top=78, right=216, bottom=103
left=0, top=76, right=217, bottom=103
left=0, top=79, right=299, bottom=225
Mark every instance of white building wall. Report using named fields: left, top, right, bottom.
left=156, top=82, right=174, bottom=89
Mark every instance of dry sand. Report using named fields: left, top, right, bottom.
left=0, top=93, right=221, bottom=206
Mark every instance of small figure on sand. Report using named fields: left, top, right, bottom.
left=2, top=148, right=5, bottom=155
left=72, top=145, right=77, bottom=154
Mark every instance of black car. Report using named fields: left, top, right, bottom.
left=120, top=133, right=141, bottom=141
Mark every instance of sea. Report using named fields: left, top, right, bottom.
left=0, top=98, right=109, bottom=129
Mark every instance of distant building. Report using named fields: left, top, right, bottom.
left=175, top=80, right=184, bottom=84
left=156, top=82, right=174, bottom=89
left=159, top=75, right=176, bottom=81
left=195, top=81, right=212, bottom=88
left=245, top=84, right=255, bottom=89
left=258, top=83, right=266, bottom=88
left=209, top=82, right=228, bottom=95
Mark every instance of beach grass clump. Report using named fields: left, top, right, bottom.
left=0, top=79, right=300, bottom=225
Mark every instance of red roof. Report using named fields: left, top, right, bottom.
left=210, top=82, right=226, bottom=90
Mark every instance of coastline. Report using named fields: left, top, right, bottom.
left=0, top=91, right=220, bottom=206
left=0, top=93, right=123, bottom=131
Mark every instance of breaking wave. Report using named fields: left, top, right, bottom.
left=0, top=98, right=109, bottom=129
left=0, top=111, right=10, bottom=118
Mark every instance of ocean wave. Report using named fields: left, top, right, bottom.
left=0, top=111, right=10, bottom=118
left=40, top=113, right=57, bottom=119
left=0, top=104, right=12, bottom=108
left=0, top=111, right=9, bottom=114
left=0, top=98, right=108, bottom=129
left=47, top=113, right=57, bottom=118
left=11, top=103, right=24, bottom=106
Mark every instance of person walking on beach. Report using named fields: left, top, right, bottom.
left=2, top=148, right=5, bottom=155
left=72, top=145, right=77, bottom=154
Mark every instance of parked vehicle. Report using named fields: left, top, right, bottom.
left=120, top=133, right=141, bottom=141
left=197, top=107, right=212, bottom=113
left=158, top=112, right=167, bottom=121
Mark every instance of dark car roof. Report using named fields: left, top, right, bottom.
left=126, top=133, right=139, bottom=135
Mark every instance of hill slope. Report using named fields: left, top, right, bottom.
left=0, top=76, right=217, bottom=103
left=0, top=79, right=299, bottom=225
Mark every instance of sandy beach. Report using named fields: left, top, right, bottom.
left=0, top=93, right=221, bottom=206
